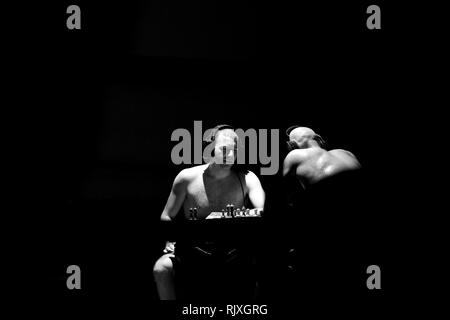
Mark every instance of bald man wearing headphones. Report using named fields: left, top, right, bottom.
left=283, top=126, right=361, bottom=186
left=280, top=126, right=363, bottom=299
left=153, top=125, right=265, bottom=300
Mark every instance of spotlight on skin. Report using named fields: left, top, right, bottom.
left=288, top=127, right=318, bottom=149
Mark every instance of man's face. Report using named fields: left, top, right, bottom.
left=213, top=131, right=237, bottom=166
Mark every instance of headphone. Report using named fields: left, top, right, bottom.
left=203, top=124, right=236, bottom=157
left=285, top=125, right=326, bottom=152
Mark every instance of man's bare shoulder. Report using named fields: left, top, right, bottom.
left=283, top=149, right=309, bottom=176
left=284, top=149, right=310, bottom=166
left=175, top=164, right=208, bottom=182
left=243, top=170, right=261, bottom=184
left=329, top=149, right=361, bottom=168
left=329, top=149, right=357, bottom=160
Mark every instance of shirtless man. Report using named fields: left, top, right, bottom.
left=153, top=125, right=265, bottom=300
left=281, top=126, right=362, bottom=299
left=283, top=126, right=361, bottom=186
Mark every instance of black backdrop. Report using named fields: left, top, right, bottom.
left=16, top=0, right=438, bottom=317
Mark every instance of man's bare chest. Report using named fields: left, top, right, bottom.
left=183, top=174, right=245, bottom=218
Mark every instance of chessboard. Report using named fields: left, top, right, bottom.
left=205, top=208, right=263, bottom=219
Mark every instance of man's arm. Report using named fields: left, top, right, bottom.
left=160, top=170, right=188, bottom=222
left=282, top=150, right=304, bottom=177
left=245, top=171, right=265, bottom=209
left=160, top=170, right=188, bottom=253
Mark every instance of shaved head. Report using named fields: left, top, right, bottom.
left=287, top=126, right=325, bottom=149
left=289, top=127, right=316, bottom=143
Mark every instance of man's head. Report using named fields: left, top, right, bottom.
left=286, top=126, right=325, bottom=150
left=205, top=125, right=238, bottom=167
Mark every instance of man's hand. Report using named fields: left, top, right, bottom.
left=163, top=241, right=176, bottom=254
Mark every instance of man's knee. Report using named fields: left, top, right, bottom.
left=153, top=256, right=174, bottom=281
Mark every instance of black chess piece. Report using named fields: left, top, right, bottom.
left=193, top=207, right=198, bottom=220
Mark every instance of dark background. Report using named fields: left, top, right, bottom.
left=16, top=0, right=442, bottom=317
